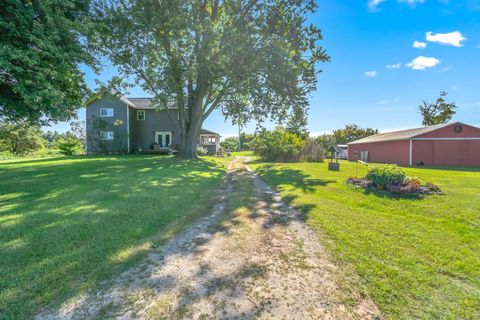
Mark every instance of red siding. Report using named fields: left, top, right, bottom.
left=412, top=140, right=434, bottom=166
left=416, top=123, right=480, bottom=139
left=348, top=123, right=480, bottom=166
left=348, top=140, right=410, bottom=165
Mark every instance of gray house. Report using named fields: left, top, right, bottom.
left=86, top=95, right=221, bottom=155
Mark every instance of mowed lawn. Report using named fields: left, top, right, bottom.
left=0, top=155, right=226, bottom=319
left=252, top=160, right=480, bottom=319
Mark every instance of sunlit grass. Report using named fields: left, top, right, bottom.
left=0, top=155, right=227, bottom=320
left=252, top=160, right=480, bottom=319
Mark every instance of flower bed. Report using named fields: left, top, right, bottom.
left=346, top=164, right=442, bottom=195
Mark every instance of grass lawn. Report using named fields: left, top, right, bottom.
left=0, top=155, right=227, bottom=319
left=251, top=160, right=480, bottom=319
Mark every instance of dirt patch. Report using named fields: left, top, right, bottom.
left=37, top=157, right=381, bottom=319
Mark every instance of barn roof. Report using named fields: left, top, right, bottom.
left=348, top=122, right=461, bottom=144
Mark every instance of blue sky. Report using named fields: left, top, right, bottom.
left=45, top=0, right=480, bottom=137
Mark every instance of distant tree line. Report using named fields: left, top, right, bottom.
left=0, top=120, right=86, bottom=158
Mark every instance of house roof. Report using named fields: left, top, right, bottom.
left=123, top=97, right=177, bottom=109
left=348, top=122, right=463, bottom=145
left=200, top=128, right=220, bottom=136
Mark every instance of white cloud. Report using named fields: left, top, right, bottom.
left=398, top=0, right=425, bottom=5
left=386, top=63, right=401, bottom=69
left=413, top=40, right=427, bottom=48
left=379, top=98, right=400, bottom=105
left=365, top=70, right=378, bottom=77
left=440, top=66, right=452, bottom=72
left=368, top=0, right=387, bottom=9
left=369, top=0, right=425, bottom=9
left=398, top=0, right=425, bottom=4
left=406, top=56, right=440, bottom=70
left=426, top=31, right=466, bottom=47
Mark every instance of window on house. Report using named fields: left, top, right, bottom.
left=200, top=135, right=216, bottom=145
left=100, top=108, right=114, bottom=117
left=101, top=131, right=114, bottom=140
left=137, top=110, right=145, bottom=120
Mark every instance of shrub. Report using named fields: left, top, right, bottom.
left=220, top=136, right=239, bottom=151
left=302, top=139, right=325, bottom=162
left=196, top=146, right=209, bottom=156
left=251, top=128, right=304, bottom=162
left=365, top=164, right=406, bottom=188
left=57, top=135, right=84, bottom=156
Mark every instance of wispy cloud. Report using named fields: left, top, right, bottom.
left=406, top=56, right=440, bottom=70
left=426, top=31, right=466, bottom=47
left=368, top=0, right=387, bottom=9
left=413, top=40, right=427, bottom=48
left=365, top=70, right=378, bottom=77
left=369, top=0, right=426, bottom=8
left=378, top=98, right=400, bottom=104
left=398, top=0, right=425, bottom=4
left=386, top=63, right=401, bottom=69
left=440, top=66, right=453, bottom=72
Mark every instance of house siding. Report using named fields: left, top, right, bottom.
left=130, top=109, right=180, bottom=152
left=86, top=96, right=129, bottom=153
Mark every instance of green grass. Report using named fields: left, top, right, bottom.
left=0, top=155, right=227, bottom=319
left=251, top=160, right=480, bottom=319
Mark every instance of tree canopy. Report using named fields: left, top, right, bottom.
left=418, top=91, right=458, bottom=126
left=91, top=0, right=329, bottom=157
left=317, top=124, right=378, bottom=151
left=0, top=0, right=94, bottom=123
left=0, top=120, right=45, bottom=155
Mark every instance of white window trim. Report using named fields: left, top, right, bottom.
left=100, top=108, right=114, bottom=117
left=154, top=131, right=172, bottom=148
left=101, top=131, right=114, bottom=141
left=199, top=134, right=217, bottom=145
left=137, top=110, right=146, bottom=120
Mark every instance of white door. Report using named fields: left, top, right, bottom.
left=155, top=132, right=172, bottom=148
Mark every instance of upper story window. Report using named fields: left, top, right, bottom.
left=100, top=131, right=114, bottom=140
left=137, top=110, right=146, bottom=120
left=100, top=108, right=114, bottom=117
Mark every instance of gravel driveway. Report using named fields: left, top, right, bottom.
left=37, top=157, right=381, bottom=320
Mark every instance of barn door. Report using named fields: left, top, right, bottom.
left=458, top=141, right=471, bottom=166
left=433, top=140, right=470, bottom=166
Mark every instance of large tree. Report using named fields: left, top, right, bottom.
left=91, top=0, right=329, bottom=157
left=0, top=0, right=94, bottom=123
left=0, top=121, right=45, bottom=155
left=418, top=91, right=458, bottom=126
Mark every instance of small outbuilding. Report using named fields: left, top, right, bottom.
left=348, top=122, right=480, bottom=166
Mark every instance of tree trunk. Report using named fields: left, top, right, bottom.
left=177, top=119, right=202, bottom=158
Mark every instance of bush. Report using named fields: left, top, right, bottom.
left=302, top=139, right=325, bottom=162
left=57, top=135, right=84, bottom=156
left=220, top=136, right=239, bottom=151
left=196, top=146, right=209, bottom=156
left=365, top=164, right=406, bottom=188
left=251, top=128, right=304, bottom=162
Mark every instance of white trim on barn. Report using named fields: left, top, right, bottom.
left=409, top=139, right=413, bottom=166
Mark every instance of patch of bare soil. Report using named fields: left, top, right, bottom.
left=36, top=157, right=381, bottom=320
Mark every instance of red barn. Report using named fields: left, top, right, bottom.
left=347, top=122, right=480, bottom=166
